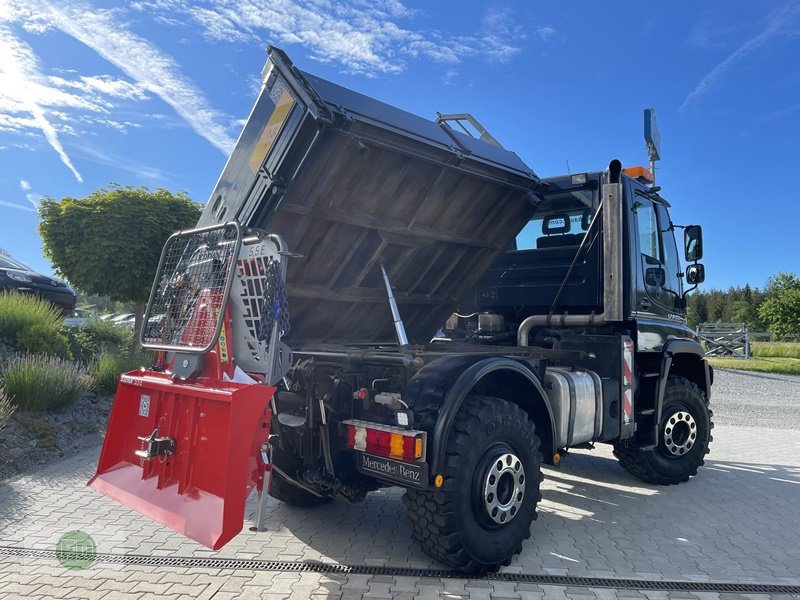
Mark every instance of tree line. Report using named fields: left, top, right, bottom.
left=686, top=272, right=800, bottom=339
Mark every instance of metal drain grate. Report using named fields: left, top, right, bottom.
left=2, top=545, right=798, bottom=595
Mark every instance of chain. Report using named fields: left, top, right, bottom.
left=257, top=258, right=290, bottom=344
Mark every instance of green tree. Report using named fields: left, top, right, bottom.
left=758, top=272, right=800, bottom=339
left=39, top=186, right=201, bottom=345
left=686, top=292, right=708, bottom=329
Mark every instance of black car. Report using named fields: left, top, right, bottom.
left=0, top=254, right=77, bottom=315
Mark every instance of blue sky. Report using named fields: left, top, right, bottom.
left=1, top=0, right=798, bottom=292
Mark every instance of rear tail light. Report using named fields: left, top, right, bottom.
left=343, top=419, right=426, bottom=462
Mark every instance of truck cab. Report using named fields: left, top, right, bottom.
left=472, top=168, right=703, bottom=352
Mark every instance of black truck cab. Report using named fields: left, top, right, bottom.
left=473, top=169, right=702, bottom=354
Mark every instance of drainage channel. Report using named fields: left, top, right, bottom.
left=2, top=545, right=799, bottom=595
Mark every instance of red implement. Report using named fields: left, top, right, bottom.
left=88, top=371, right=273, bottom=549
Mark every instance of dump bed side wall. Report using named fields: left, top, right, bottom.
left=198, top=47, right=541, bottom=345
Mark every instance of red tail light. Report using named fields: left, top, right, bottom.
left=343, top=419, right=426, bottom=462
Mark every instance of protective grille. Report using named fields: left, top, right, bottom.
left=225, top=236, right=286, bottom=374
left=141, top=223, right=241, bottom=352
left=1, top=546, right=798, bottom=594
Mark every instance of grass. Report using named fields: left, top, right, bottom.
left=707, top=356, right=800, bottom=376
left=2, top=354, right=94, bottom=412
left=0, top=292, right=63, bottom=344
left=0, top=388, right=14, bottom=429
left=750, top=342, right=800, bottom=359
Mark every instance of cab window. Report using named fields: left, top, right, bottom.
left=635, top=197, right=682, bottom=306
left=514, top=188, right=595, bottom=251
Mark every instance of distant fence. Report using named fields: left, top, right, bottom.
left=697, top=323, right=773, bottom=358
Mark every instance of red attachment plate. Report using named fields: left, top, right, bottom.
left=88, top=370, right=273, bottom=550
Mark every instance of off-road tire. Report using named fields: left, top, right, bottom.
left=402, top=395, right=542, bottom=574
left=268, top=469, right=332, bottom=507
left=614, top=375, right=713, bottom=485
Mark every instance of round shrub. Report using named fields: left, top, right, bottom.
left=67, top=319, right=134, bottom=362
left=16, top=322, right=72, bottom=359
left=92, top=352, right=146, bottom=395
left=2, top=355, right=94, bottom=412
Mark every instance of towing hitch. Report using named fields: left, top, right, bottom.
left=134, top=429, right=176, bottom=461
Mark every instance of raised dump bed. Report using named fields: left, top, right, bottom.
left=198, top=46, right=541, bottom=345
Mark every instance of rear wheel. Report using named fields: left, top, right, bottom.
left=403, top=395, right=542, bottom=574
left=614, top=375, right=712, bottom=485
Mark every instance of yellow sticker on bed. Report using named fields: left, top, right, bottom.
left=248, top=89, right=295, bottom=174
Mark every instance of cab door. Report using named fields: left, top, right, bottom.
left=632, top=194, right=683, bottom=317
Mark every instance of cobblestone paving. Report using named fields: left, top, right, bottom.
left=1, top=372, right=799, bottom=599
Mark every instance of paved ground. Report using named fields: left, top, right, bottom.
left=1, top=370, right=799, bottom=599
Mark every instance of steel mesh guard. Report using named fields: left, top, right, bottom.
left=227, top=235, right=286, bottom=374
left=141, top=223, right=242, bottom=352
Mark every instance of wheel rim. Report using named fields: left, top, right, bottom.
left=662, top=410, right=697, bottom=457
left=482, top=452, right=525, bottom=525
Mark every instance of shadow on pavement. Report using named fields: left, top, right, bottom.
left=264, top=448, right=800, bottom=591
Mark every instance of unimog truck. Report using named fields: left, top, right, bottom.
left=90, top=46, right=712, bottom=574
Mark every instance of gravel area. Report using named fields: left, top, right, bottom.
left=0, top=392, right=112, bottom=480
left=709, top=368, right=800, bottom=429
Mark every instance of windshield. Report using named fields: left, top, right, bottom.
left=0, top=255, right=33, bottom=271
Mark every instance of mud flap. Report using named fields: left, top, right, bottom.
left=88, top=370, right=273, bottom=550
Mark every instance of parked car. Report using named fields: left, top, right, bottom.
left=111, top=313, right=136, bottom=327
left=63, top=307, right=100, bottom=328
left=0, top=253, right=76, bottom=315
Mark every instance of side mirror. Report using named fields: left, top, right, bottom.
left=686, top=263, right=705, bottom=285
left=684, top=225, right=703, bottom=262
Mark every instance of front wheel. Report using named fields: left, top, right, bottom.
left=614, top=375, right=713, bottom=485
left=403, top=395, right=542, bottom=574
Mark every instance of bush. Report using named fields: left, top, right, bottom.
left=0, top=388, right=14, bottom=429
left=2, top=355, right=94, bottom=412
left=92, top=352, right=147, bottom=395
left=0, top=292, right=63, bottom=344
left=66, top=319, right=134, bottom=363
left=16, top=322, right=72, bottom=359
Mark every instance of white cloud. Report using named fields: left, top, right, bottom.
left=26, top=192, right=43, bottom=209
left=535, top=26, right=556, bottom=41
left=135, top=0, right=531, bottom=76
left=18, top=179, right=42, bottom=208
left=0, top=27, right=83, bottom=181
left=73, top=143, right=169, bottom=183
left=756, top=102, right=800, bottom=124
left=22, top=0, right=237, bottom=154
left=49, top=74, right=150, bottom=101
left=682, top=3, right=800, bottom=110
left=0, top=200, right=36, bottom=212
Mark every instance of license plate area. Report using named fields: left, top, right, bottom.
left=355, top=452, right=428, bottom=490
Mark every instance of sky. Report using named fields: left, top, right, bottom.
left=0, top=0, right=798, bottom=293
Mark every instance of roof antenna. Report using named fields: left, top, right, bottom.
left=644, top=107, right=661, bottom=188
left=565, top=159, right=571, bottom=175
